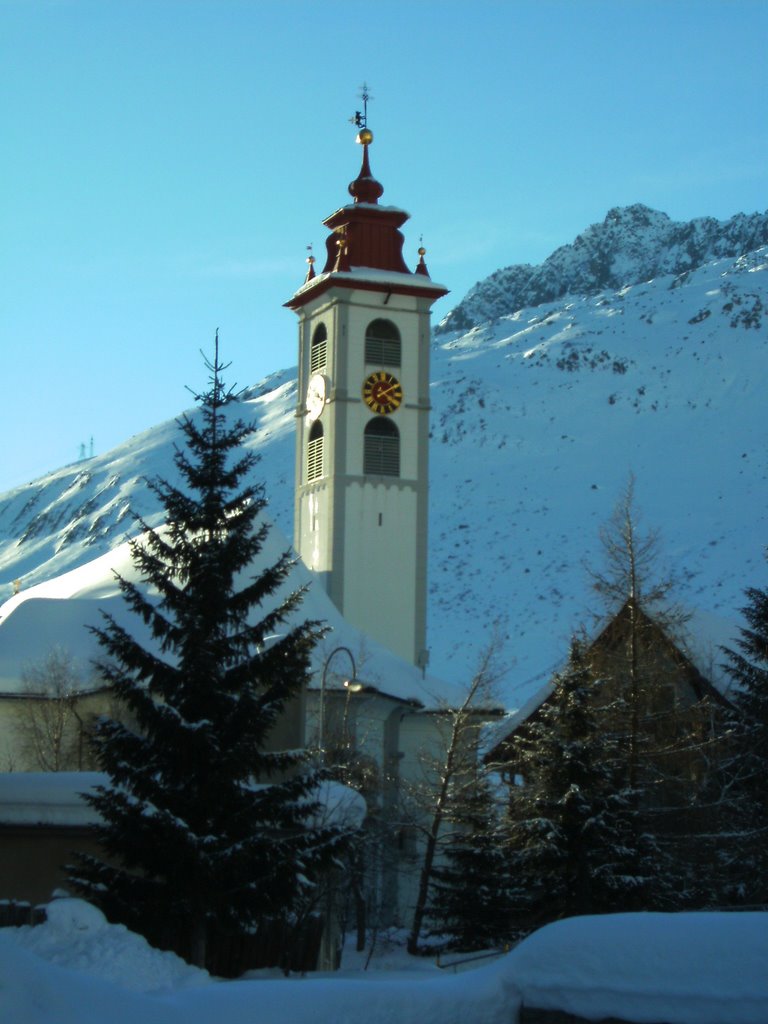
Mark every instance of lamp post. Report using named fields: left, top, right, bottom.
left=319, top=646, right=360, bottom=758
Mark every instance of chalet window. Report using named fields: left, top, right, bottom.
left=364, top=417, right=399, bottom=477
left=310, top=323, right=327, bottom=373
left=307, top=421, right=324, bottom=481
left=365, top=318, right=401, bottom=367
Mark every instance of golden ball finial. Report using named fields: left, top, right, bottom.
left=356, top=127, right=374, bottom=146
left=418, top=246, right=426, bottom=257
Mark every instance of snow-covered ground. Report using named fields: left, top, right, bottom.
left=2, top=899, right=767, bottom=1024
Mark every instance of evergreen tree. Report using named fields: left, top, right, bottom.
left=504, top=639, right=651, bottom=930
left=721, top=577, right=768, bottom=903
left=427, top=769, right=514, bottom=951
left=70, top=340, right=351, bottom=968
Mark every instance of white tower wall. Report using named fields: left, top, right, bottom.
left=288, top=131, right=446, bottom=668
left=293, top=286, right=433, bottom=666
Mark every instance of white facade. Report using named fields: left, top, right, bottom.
left=293, top=283, right=436, bottom=667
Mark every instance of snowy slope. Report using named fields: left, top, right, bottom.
left=0, top=213, right=766, bottom=707
left=0, top=367, right=297, bottom=587
left=428, top=245, right=767, bottom=699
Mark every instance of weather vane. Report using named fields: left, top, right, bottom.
left=350, top=82, right=373, bottom=130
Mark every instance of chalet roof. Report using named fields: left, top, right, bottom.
left=484, top=598, right=731, bottom=759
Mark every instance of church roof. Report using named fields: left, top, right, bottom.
left=286, top=126, right=447, bottom=310
left=0, top=519, right=465, bottom=710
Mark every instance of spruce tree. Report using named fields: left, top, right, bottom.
left=70, top=340, right=350, bottom=968
left=721, top=579, right=768, bottom=903
left=505, top=639, right=651, bottom=930
left=427, top=769, right=514, bottom=951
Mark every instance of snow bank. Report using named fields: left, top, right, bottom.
left=0, top=898, right=517, bottom=1024
left=0, top=935, right=164, bottom=1024
left=9, top=898, right=209, bottom=994
left=163, top=966, right=516, bottom=1024
left=500, top=911, right=768, bottom=1024
left=3, top=902, right=766, bottom=1024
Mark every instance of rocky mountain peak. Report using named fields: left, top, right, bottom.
left=438, top=205, right=768, bottom=335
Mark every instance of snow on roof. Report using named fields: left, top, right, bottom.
left=305, top=780, right=366, bottom=830
left=481, top=681, right=555, bottom=758
left=336, top=268, right=447, bottom=290
left=291, top=267, right=448, bottom=302
left=0, top=771, right=101, bottom=826
left=331, top=201, right=411, bottom=216
left=0, top=519, right=466, bottom=709
left=0, top=541, right=158, bottom=695
left=0, top=772, right=367, bottom=831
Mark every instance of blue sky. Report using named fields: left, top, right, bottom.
left=1, top=0, right=765, bottom=494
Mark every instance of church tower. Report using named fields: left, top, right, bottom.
left=286, top=115, right=447, bottom=668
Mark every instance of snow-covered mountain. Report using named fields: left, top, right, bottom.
left=1, top=207, right=766, bottom=707
left=438, top=205, right=768, bottom=335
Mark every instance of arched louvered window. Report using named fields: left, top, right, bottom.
left=365, top=319, right=401, bottom=367
left=307, top=420, right=324, bottom=482
left=364, top=417, right=400, bottom=477
left=311, top=323, right=327, bottom=374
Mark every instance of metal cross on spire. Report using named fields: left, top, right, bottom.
left=351, top=82, right=373, bottom=130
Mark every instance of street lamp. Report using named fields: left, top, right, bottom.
left=319, top=646, right=361, bottom=756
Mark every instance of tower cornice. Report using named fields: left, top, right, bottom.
left=285, top=269, right=448, bottom=310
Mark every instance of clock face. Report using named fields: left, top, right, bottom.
left=362, top=371, right=403, bottom=415
left=306, top=373, right=328, bottom=422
